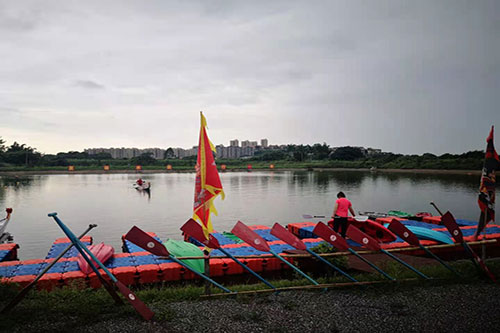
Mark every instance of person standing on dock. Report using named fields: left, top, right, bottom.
left=331, top=192, right=355, bottom=238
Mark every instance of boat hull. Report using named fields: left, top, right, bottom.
left=77, top=243, right=115, bottom=274
left=165, top=239, right=205, bottom=274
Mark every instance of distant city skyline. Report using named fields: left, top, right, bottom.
left=84, top=137, right=272, bottom=159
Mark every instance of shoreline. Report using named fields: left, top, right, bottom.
left=0, top=167, right=481, bottom=176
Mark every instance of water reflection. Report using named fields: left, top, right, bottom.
left=0, top=176, right=36, bottom=188
left=0, top=170, right=482, bottom=259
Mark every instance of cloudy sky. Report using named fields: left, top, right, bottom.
left=0, top=0, right=498, bottom=155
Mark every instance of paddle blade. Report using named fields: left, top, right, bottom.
left=388, top=219, right=421, bottom=246
left=347, top=225, right=381, bottom=251
left=180, top=218, right=220, bottom=249
left=231, top=221, right=270, bottom=252
left=115, top=280, right=154, bottom=321
left=124, top=226, right=169, bottom=257
left=312, top=222, right=350, bottom=251
left=270, top=223, right=307, bottom=250
left=302, top=214, right=325, bottom=219
left=441, top=211, right=463, bottom=243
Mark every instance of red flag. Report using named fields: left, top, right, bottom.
left=476, top=126, right=499, bottom=238
left=193, top=112, right=225, bottom=238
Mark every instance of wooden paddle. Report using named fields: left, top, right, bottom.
left=387, top=219, right=459, bottom=276
left=124, top=226, right=232, bottom=293
left=231, top=221, right=319, bottom=285
left=48, top=213, right=154, bottom=321
left=440, top=211, right=497, bottom=283
left=312, top=222, right=395, bottom=281
left=303, top=214, right=369, bottom=222
left=270, top=223, right=357, bottom=282
left=180, top=219, right=276, bottom=290
left=347, top=225, right=430, bottom=280
left=429, top=202, right=444, bottom=216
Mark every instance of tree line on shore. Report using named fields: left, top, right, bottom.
left=0, top=138, right=484, bottom=170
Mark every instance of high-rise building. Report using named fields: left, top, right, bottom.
left=241, top=146, right=255, bottom=157
left=230, top=139, right=239, bottom=147
left=261, top=139, right=268, bottom=148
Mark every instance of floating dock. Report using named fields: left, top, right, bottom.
left=1, top=217, right=499, bottom=290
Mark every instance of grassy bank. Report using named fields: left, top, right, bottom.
left=1, top=259, right=499, bottom=332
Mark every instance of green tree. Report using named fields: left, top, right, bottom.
left=57, top=151, right=90, bottom=159
left=88, top=152, right=112, bottom=160
left=40, top=154, right=69, bottom=166
left=330, top=147, right=365, bottom=161
left=4, top=142, right=41, bottom=166
left=0, top=137, right=5, bottom=162
left=132, top=153, right=156, bottom=165
left=0, top=137, right=6, bottom=153
left=311, top=143, right=330, bottom=160
left=165, top=148, right=175, bottom=159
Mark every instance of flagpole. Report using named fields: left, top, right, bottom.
left=481, top=211, right=487, bottom=261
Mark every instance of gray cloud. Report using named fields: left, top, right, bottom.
left=0, top=0, right=498, bottom=154
left=73, top=80, right=105, bottom=90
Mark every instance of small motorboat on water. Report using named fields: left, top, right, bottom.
left=0, top=208, right=14, bottom=244
left=133, top=181, right=151, bottom=191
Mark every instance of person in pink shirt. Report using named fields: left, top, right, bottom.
left=331, top=191, right=355, bottom=237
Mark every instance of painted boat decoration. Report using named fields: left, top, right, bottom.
left=77, top=243, right=114, bottom=274
left=164, top=239, right=204, bottom=274
left=328, top=218, right=397, bottom=243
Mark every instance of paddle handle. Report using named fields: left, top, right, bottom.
left=306, top=249, right=357, bottom=282
left=189, top=236, right=275, bottom=290
left=269, top=250, right=319, bottom=285
left=419, top=245, right=460, bottom=276
left=167, top=255, right=232, bottom=293
left=381, top=249, right=430, bottom=280
left=429, top=202, right=444, bottom=216
left=218, top=247, right=276, bottom=290
left=347, top=248, right=395, bottom=281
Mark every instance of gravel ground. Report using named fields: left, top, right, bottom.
left=14, top=280, right=498, bottom=333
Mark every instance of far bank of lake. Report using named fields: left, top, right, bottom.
left=0, top=167, right=482, bottom=176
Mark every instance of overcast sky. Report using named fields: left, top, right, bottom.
left=0, top=0, right=498, bottom=155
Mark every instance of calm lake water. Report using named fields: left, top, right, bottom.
left=0, top=170, right=484, bottom=259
